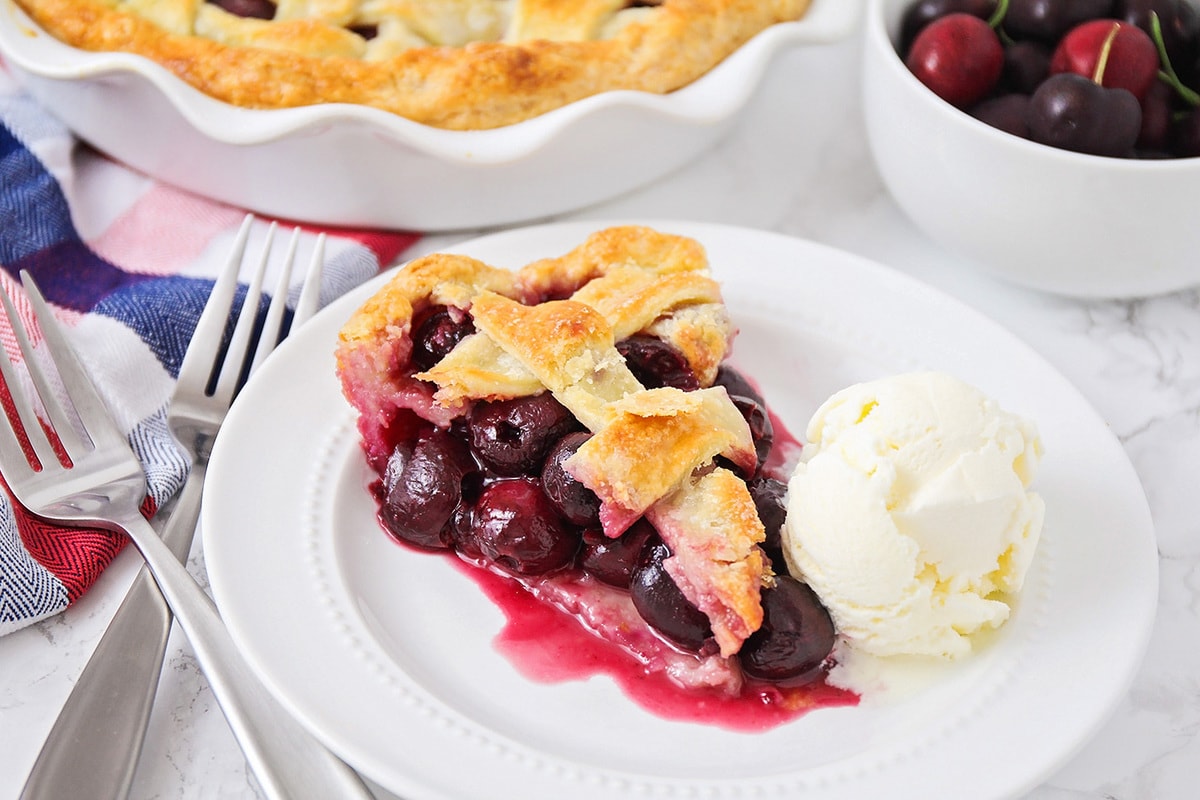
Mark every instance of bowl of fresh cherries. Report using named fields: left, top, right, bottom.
left=863, top=0, right=1200, bottom=297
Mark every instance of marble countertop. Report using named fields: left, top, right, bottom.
left=2, top=19, right=1198, bottom=800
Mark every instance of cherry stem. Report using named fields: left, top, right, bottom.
left=989, top=0, right=1014, bottom=45
left=1150, top=11, right=1200, bottom=107
left=1092, top=23, right=1120, bottom=85
left=987, top=0, right=1008, bottom=29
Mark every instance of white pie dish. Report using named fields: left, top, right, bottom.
left=0, top=0, right=860, bottom=232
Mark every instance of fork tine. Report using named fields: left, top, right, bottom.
left=0, top=365, right=43, bottom=489
left=245, top=227, right=300, bottom=378
left=20, top=272, right=130, bottom=459
left=212, top=221, right=275, bottom=407
left=0, top=284, right=88, bottom=460
left=174, top=215, right=253, bottom=402
left=0, top=294, right=59, bottom=478
left=292, top=233, right=325, bottom=330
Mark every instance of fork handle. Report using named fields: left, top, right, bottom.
left=115, top=508, right=375, bottom=800
left=20, top=472, right=204, bottom=800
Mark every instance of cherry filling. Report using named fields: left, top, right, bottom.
left=372, top=304, right=838, bottom=697
left=580, top=519, right=654, bottom=588
left=748, top=475, right=789, bottom=573
left=207, top=0, right=276, bottom=20
left=468, top=395, right=580, bottom=476
left=347, top=24, right=379, bottom=41
left=713, top=364, right=775, bottom=470
left=541, top=432, right=601, bottom=527
left=205, top=0, right=378, bottom=41
left=471, top=478, right=581, bottom=575
left=739, top=577, right=837, bottom=686
left=379, top=427, right=474, bottom=551
left=630, top=538, right=715, bottom=653
left=617, top=335, right=701, bottom=391
left=411, top=307, right=475, bottom=371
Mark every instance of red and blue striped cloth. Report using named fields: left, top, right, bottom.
left=0, top=63, right=421, bottom=636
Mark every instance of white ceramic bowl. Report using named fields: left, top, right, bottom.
left=0, top=1, right=859, bottom=232
left=862, top=0, right=1200, bottom=298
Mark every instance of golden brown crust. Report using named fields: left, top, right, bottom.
left=518, top=224, right=713, bottom=293
left=416, top=333, right=545, bottom=404
left=464, top=291, right=641, bottom=429
left=349, top=227, right=734, bottom=411
left=334, top=252, right=528, bottom=435
left=337, top=252, right=524, bottom=347
left=15, top=0, right=811, bottom=129
left=469, top=293, right=622, bottom=395
left=522, top=225, right=732, bottom=385
left=564, top=387, right=756, bottom=521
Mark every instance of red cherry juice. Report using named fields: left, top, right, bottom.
left=455, top=558, right=857, bottom=733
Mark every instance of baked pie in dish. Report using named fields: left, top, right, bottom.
left=335, top=225, right=849, bottom=718
left=13, top=0, right=811, bottom=129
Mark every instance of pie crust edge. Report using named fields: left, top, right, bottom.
left=14, top=0, right=812, bottom=129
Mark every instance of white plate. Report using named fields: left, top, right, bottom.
left=203, top=221, right=1158, bottom=800
left=0, top=2, right=859, bottom=231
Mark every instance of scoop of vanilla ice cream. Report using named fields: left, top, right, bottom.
left=782, top=372, right=1044, bottom=659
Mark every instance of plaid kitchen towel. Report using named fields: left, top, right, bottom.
left=0, top=65, right=420, bottom=636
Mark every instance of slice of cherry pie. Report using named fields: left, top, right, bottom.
left=335, top=226, right=841, bottom=711
left=16, top=0, right=812, bottom=129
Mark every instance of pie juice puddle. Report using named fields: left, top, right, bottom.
left=446, top=556, right=858, bottom=733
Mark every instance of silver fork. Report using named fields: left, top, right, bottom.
left=0, top=240, right=373, bottom=800
left=19, top=216, right=331, bottom=800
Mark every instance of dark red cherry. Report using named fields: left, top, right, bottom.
left=448, top=500, right=483, bottom=560
left=447, top=472, right=485, bottom=560
left=616, top=335, right=700, bottom=391
left=999, top=40, right=1052, bottom=94
left=540, top=432, right=601, bottom=527
left=737, top=577, right=836, bottom=686
left=630, top=539, right=712, bottom=652
left=712, top=365, right=764, bottom=407
left=1171, top=105, right=1200, bottom=156
left=380, top=428, right=475, bottom=551
left=579, top=519, right=657, bottom=589
left=208, top=0, right=276, bottom=19
left=906, top=13, right=1005, bottom=108
left=729, top=394, right=774, bottom=471
left=467, top=393, right=579, bottom=476
left=900, top=0, right=998, bottom=51
left=711, top=366, right=773, bottom=469
left=747, top=476, right=788, bottom=572
left=1050, top=20, right=1160, bottom=101
left=1004, top=0, right=1115, bottom=41
left=1136, top=79, right=1178, bottom=152
left=1029, top=72, right=1142, bottom=156
left=970, top=93, right=1033, bottom=138
left=1116, top=0, right=1200, bottom=83
left=348, top=23, right=378, bottom=40
left=411, top=306, right=474, bottom=371
left=473, top=479, right=580, bottom=575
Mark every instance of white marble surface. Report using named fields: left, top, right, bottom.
left=2, top=19, right=1199, bottom=800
